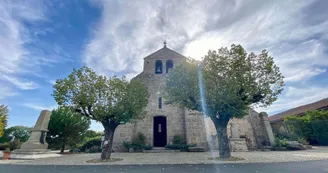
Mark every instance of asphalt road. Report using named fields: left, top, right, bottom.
left=1, top=160, right=328, bottom=173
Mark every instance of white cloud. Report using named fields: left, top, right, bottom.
left=256, top=86, right=328, bottom=115
left=90, top=120, right=104, bottom=132
left=81, top=0, right=328, bottom=115
left=22, top=103, right=57, bottom=111
left=284, top=68, right=326, bottom=82
left=2, top=75, right=38, bottom=90
left=0, top=0, right=52, bottom=98
left=0, top=83, right=18, bottom=100
left=49, top=80, right=56, bottom=85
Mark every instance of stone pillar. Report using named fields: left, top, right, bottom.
left=11, top=110, right=60, bottom=159
left=259, top=112, right=275, bottom=146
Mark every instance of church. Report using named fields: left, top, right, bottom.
left=112, top=43, right=275, bottom=151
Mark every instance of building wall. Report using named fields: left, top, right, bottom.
left=112, top=48, right=273, bottom=151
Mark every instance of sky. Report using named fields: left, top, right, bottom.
left=0, top=0, right=327, bottom=131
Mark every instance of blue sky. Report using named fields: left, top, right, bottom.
left=1, top=0, right=327, bottom=131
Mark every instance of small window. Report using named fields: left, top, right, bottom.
left=166, top=60, right=173, bottom=73
left=155, top=60, right=162, bottom=74
left=158, top=97, right=162, bottom=109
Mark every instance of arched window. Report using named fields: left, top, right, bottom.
left=158, top=97, right=162, bottom=109
left=155, top=60, right=163, bottom=74
left=166, top=60, right=173, bottom=73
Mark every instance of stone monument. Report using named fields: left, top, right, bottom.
left=11, top=110, right=60, bottom=159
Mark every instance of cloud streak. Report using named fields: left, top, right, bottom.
left=84, top=0, right=328, bottom=114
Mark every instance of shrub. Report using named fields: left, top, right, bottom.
left=9, top=139, right=21, bottom=151
left=79, top=136, right=102, bottom=152
left=122, top=141, right=131, bottom=151
left=0, top=143, right=9, bottom=150
left=144, top=145, right=152, bottom=150
left=133, top=133, right=146, bottom=146
left=86, top=145, right=101, bottom=153
left=284, top=110, right=328, bottom=145
left=122, top=133, right=152, bottom=151
left=172, top=135, right=185, bottom=144
left=274, top=138, right=289, bottom=148
left=165, top=144, right=196, bottom=151
left=297, top=138, right=309, bottom=145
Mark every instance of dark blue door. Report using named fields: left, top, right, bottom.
left=153, top=116, right=167, bottom=147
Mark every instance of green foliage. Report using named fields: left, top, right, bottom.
left=84, top=130, right=103, bottom=139
left=284, top=110, right=328, bottom=145
left=4, top=148, right=10, bottom=152
left=78, top=136, right=102, bottom=152
left=0, top=105, right=9, bottom=137
left=172, top=135, right=185, bottom=145
left=297, top=138, right=309, bottom=145
left=165, top=144, right=196, bottom=151
left=274, top=138, right=289, bottom=148
left=47, top=106, right=91, bottom=151
left=165, top=44, right=284, bottom=157
left=9, top=139, right=21, bottom=151
left=52, top=66, right=149, bottom=159
left=0, top=126, right=31, bottom=143
left=122, top=133, right=152, bottom=151
left=0, top=143, right=9, bottom=150
left=86, top=145, right=101, bottom=153
left=165, top=44, right=284, bottom=120
left=52, top=66, right=149, bottom=124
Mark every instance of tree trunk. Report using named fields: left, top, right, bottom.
left=213, top=118, right=231, bottom=158
left=60, top=143, right=66, bottom=154
left=101, top=123, right=117, bottom=160
left=60, top=138, right=66, bottom=154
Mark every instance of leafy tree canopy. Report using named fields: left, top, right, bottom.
left=47, top=106, right=91, bottom=152
left=0, top=126, right=31, bottom=143
left=165, top=44, right=284, bottom=120
left=53, top=66, right=149, bottom=125
left=0, top=105, right=8, bottom=137
left=52, top=66, right=149, bottom=159
left=165, top=44, right=284, bottom=158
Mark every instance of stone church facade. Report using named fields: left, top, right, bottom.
left=112, top=43, right=274, bottom=151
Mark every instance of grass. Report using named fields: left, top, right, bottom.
left=86, top=158, right=123, bottom=163
left=208, top=156, right=245, bottom=161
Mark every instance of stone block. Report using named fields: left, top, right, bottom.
left=229, top=138, right=248, bottom=152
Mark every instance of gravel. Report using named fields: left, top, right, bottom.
left=1, top=147, right=328, bottom=165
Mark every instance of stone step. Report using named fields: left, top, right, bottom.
left=143, top=149, right=180, bottom=153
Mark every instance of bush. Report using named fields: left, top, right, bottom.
left=79, top=136, right=102, bottom=152
left=172, top=135, right=185, bottom=144
left=297, top=138, right=309, bottom=145
left=122, top=133, right=152, bottom=151
left=284, top=110, right=328, bottom=145
left=86, top=145, right=101, bottom=153
left=274, top=138, right=289, bottom=148
left=144, top=145, right=152, bottom=150
left=122, top=141, right=131, bottom=151
left=9, top=139, right=21, bottom=151
left=0, top=143, right=9, bottom=150
left=165, top=144, right=196, bottom=151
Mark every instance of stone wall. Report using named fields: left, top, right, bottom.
left=185, top=109, right=208, bottom=146
left=111, top=46, right=274, bottom=151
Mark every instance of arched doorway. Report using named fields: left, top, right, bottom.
left=153, top=116, right=167, bottom=147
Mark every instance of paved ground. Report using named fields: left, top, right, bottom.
left=1, top=160, right=328, bottom=173
left=1, top=147, right=328, bottom=165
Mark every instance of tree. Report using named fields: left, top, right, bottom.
left=0, top=105, right=8, bottom=137
left=47, top=106, right=91, bottom=153
left=84, top=130, right=104, bottom=139
left=165, top=44, right=284, bottom=158
left=52, top=66, right=148, bottom=159
left=0, top=126, right=31, bottom=143
left=285, top=110, right=328, bottom=145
